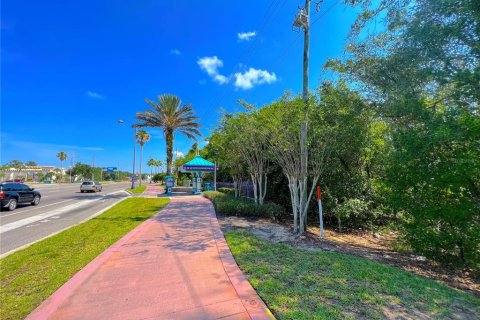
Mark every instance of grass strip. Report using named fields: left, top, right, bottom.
left=226, top=230, right=480, bottom=320
left=0, top=197, right=170, bottom=320
left=129, top=185, right=147, bottom=194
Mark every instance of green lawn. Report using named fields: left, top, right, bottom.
left=0, top=198, right=170, bottom=320
left=129, top=184, right=147, bottom=194
left=226, top=230, right=480, bottom=320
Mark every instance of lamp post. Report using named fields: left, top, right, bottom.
left=118, top=119, right=137, bottom=189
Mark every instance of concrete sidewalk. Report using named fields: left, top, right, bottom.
left=27, top=196, right=274, bottom=320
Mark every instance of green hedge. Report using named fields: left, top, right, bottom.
left=217, top=187, right=235, bottom=195
left=203, top=191, right=285, bottom=220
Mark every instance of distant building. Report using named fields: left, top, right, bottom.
left=0, top=166, right=66, bottom=182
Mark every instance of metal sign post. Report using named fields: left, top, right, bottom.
left=317, top=186, right=324, bottom=238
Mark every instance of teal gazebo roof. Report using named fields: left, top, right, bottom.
left=179, top=155, right=216, bottom=172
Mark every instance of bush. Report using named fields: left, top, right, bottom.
left=218, top=187, right=235, bottom=195
left=152, top=173, right=166, bottom=183
left=203, top=191, right=285, bottom=220
left=203, top=191, right=225, bottom=202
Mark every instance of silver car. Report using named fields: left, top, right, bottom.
left=80, top=181, right=102, bottom=193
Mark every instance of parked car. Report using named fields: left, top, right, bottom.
left=0, top=182, right=41, bottom=211
left=80, top=181, right=102, bottom=193
left=5, top=179, right=25, bottom=183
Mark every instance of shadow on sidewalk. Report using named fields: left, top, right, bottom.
left=151, top=200, right=217, bottom=254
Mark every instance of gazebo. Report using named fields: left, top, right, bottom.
left=178, top=155, right=216, bottom=194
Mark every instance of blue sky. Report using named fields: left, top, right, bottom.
left=2, top=0, right=358, bottom=172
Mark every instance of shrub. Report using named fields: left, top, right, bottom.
left=218, top=187, right=235, bottom=195
left=333, top=198, right=371, bottom=230
left=152, top=173, right=166, bottom=183
left=203, top=192, right=285, bottom=220
left=203, top=191, right=225, bottom=202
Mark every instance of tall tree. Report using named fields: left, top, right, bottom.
left=225, top=103, right=270, bottom=205
left=262, top=95, right=330, bottom=234
left=25, top=161, right=38, bottom=166
left=135, top=94, right=201, bottom=175
left=56, top=152, right=67, bottom=182
left=136, top=130, right=150, bottom=186
left=147, top=158, right=156, bottom=175
left=6, top=160, right=25, bottom=180
left=332, top=0, right=480, bottom=268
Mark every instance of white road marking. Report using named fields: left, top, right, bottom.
left=0, top=190, right=128, bottom=234
left=0, top=196, right=130, bottom=258
left=0, top=189, right=127, bottom=217
left=1, top=199, right=74, bottom=217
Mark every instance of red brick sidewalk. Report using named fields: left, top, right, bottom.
left=27, top=196, right=274, bottom=320
left=140, top=184, right=164, bottom=197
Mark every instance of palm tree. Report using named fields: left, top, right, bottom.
left=135, top=94, right=201, bottom=175
left=136, top=130, right=150, bottom=186
left=147, top=158, right=156, bottom=176
left=156, top=160, right=164, bottom=173
left=56, top=152, right=67, bottom=182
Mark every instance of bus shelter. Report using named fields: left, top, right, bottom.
left=178, top=155, right=216, bottom=195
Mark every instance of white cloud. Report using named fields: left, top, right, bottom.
left=213, top=74, right=229, bottom=84
left=238, top=31, right=257, bottom=41
left=174, top=150, right=184, bottom=158
left=170, top=49, right=181, bottom=55
left=197, top=56, right=229, bottom=84
left=86, top=91, right=105, bottom=99
left=234, top=68, right=277, bottom=90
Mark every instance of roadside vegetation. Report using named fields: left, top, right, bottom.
left=129, top=185, right=147, bottom=194
left=0, top=197, right=169, bottom=320
left=226, top=230, right=480, bottom=319
left=204, top=190, right=285, bottom=220
left=188, top=0, right=480, bottom=275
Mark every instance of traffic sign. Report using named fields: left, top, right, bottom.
left=106, top=167, right=117, bottom=172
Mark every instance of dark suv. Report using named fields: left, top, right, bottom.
left=0, top=183, right=41, bottom=211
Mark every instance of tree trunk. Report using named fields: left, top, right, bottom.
left=166, top=129, right=173, bottom=175
left=251, top=173, right=258, bottom=204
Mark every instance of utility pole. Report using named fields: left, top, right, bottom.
left=293, top=0, right=315, bottom=232
left=302, top=0, right=310, bottom=102
left=132, top=127, right=137, bottom=189
left=92, top=157, right=95, bottom=181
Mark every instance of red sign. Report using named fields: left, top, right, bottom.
left=316, top=186, right=322, bottom=200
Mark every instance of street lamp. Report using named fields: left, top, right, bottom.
left=118, top=119, right=137, bottom=189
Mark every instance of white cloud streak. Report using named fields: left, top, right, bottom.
left=197, top=56, right=229, bottom=84
left=174, top=150, right=184, bottom=158
left=238, top=31, right=257, bottom=41
left=170, top=49, right=181, bottom=55
left=86, top=91, right=105, bottom=99
left=234, top=68, right=277, bottom=90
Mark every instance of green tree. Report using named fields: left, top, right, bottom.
left=5, top=160, right=24, bottom=169
left=25, top=161, right=38, bottom=166
left=72, top=162, right=93, bottom=180
left=56, top=152, right=67, bottom=182
left=147, top=158, right=163, bottom=175
left=135, top=94, right=201, bottom=175
left=135, top=130, right=150, bottom=186
left=219, top=105, right=270, bottom=204
left=260, top=94, right=330, bottom=234
left=5, top=160, right=25, bottom=180
left=331, top=0, right=480, bottom=269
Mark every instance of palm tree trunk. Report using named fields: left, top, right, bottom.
left=166, top=129, right=173, bottom=175
left=139, top=146, right=143, bottom=186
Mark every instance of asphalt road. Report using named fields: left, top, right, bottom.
left=0, top=182, right=131, bottom=256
